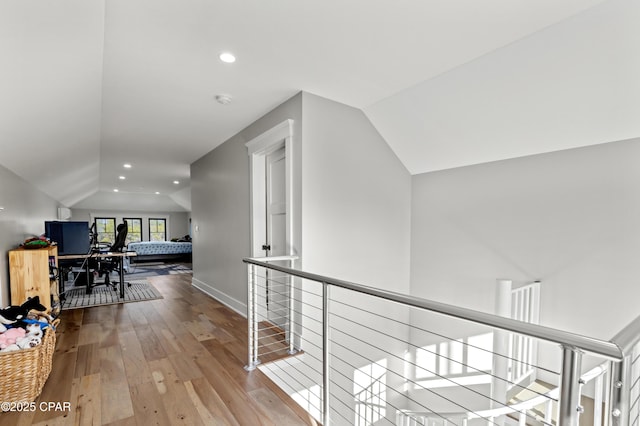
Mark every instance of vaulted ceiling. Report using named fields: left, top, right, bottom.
left=2, top=0, right=637, bottom=212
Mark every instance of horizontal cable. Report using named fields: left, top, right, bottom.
left=253, top=278, right=324, bottom=305
left=328, top=348, right=470, bottom=426
left=245, top=258, right=621, bottom=360
left=258, top=332, right=325, bottom=366
left=251, top=297, right=324, bottom=329
left=329, top=309, right=555, bottom=402
left=327, top=384, right=396, bottom=426
left=252, top=282, right=323, bottom=313
left=332, top=357, right=452, bottom=426
left=252, top=302, right=323, bottom=335
left=331, top=297, right=560, bottom=377
left=330, top=331, right=543, bottom=425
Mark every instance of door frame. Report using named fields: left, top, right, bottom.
left=245, top=119, right=294, bottom=259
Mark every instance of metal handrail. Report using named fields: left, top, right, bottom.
left=610, top=313, right=640, bottom=355
left=243, top=257, right=623, bottom=361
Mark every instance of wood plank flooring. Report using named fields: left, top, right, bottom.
left=1, top=273, right=319, bottom=426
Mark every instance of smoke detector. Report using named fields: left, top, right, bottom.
left=215, top=94, right=232, bottom=105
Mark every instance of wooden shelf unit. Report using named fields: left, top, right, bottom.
left=9, top=245, right=58, bottom=310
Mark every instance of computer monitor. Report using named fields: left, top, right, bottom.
left=44, top=221, right=90, bottom=255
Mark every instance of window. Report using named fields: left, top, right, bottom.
left=94, top=217, right=116, bottom=245
left=354, top=359, right=387, bottom=426
left=149, top=218, right=166, bottom=241
left=123, top=218, right=142, bottom=244
left=415, top=333, right=494, bottom=389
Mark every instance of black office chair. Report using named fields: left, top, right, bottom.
left=96, top=221, right=129, bottom=291
left=111, top=222, right=128, bottom=253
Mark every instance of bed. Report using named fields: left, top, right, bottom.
left=127, top=241, right=192, bottom=263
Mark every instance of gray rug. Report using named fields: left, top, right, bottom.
left=61, top=279, right=163, bottom=310
left=126, top=262, right=192, bottom=280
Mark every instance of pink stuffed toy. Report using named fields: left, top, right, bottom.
left=0, top=327, right=26, bottom=350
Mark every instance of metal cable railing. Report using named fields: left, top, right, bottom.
left=243, top=256, right=640, bottom=426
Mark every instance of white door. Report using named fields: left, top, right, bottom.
left=265, top=146, right=288, bottom=326
left=265, top=146, right=287, bottom=259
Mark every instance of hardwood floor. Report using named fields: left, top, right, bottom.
left=1, top=273, right=318, bottom=425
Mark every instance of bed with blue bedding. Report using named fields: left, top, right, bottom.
left=127, top=241, right=192, bottom=263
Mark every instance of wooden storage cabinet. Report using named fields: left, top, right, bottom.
left=9, top=246, right=58, bottom=310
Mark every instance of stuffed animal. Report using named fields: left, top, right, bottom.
left=1, top=344, right=21, bottom=352
left=16, top=324, right=43, bottom=349
left=0, top=327, right=26, bottom=349
left=0, top=296, right=47, bottom=331
left=0, top=319, right=47, bottom=352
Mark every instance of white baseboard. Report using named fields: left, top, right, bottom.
left=191, top=277, right=247, bottom=317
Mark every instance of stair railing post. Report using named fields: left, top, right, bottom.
left=245, top=263, right=259, bottom=371
left=287, top=257, right=297, bottom=355
left=609, top=359, right=629, bottom=426
left=558, top=345, right=583, bottom=426
left=323, top=282, right=331, bottom=426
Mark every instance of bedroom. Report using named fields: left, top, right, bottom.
left=68, top=209, right=192, bottom=263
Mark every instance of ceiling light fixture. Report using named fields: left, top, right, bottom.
left=219, top=52, right=236, bottom=63
left=173, top=180, right=180, bottom=185
left=119, top=176, right=126, bottom=180
left=123, top=163, right=132, bottom=168
left=215, top=94, right=232, bottom=105
left=113, top=189, right=119, bottom=192
left=155, top=191, right=160, bottom=195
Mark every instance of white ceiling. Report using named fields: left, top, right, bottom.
left=3, top=0, right=632, bottom=212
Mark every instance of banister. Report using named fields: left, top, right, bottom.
left=610, top=312, right=640, bottom=355
left=243, top=257, right=623, bottom=360
left=248, top=255, right=299, bottom=263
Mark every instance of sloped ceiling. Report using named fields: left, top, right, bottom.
left=3, top=0, right=631, bottom=213
left=365, top=0, right=640, bottom=175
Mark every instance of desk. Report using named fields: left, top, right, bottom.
left=58, top=251, right=137, bottom=299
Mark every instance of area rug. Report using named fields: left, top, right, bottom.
left=61, top=279, right=163, bottom=310
left=125, top=262, right=192, bottom=280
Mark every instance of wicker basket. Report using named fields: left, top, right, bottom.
left=0, top=319, right=59, bottom=406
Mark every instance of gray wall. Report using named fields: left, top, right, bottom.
left=190, top=93, right=303, bottom=312
left=190, top=91, right=413, bottom=312
left=410, top=138, right=640, bottom=341
left=0, top=164, right=58, bottom=306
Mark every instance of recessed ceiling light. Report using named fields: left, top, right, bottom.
left=219, top=52, right=236, bottom=63
left=119, top=176, right=126, bottom=180
left=155, top=191, right=160, bottom=195
left=0, top=207, right=5, bottom=211
left=123, top=163, right=132, bottom=168
left=173, top=180, right=180, bottom=185
left=113, top=189, right=119, bottom=192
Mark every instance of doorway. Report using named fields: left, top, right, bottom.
left=246, top=120, right=294, bottom=327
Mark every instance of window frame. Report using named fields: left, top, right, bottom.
left=148, top=218, right=167, bottom=241
left=94, top=217, right=116, bottom=246
left=123, top=217, right=142, bottom=245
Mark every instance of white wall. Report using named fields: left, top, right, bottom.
left=410, top=138, right=640, bottom=342
left=300, top=92, right=412, bottom=293
left=365, top=0, right=640, bottom=175
left=0, top=164, right=58, bottom=306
